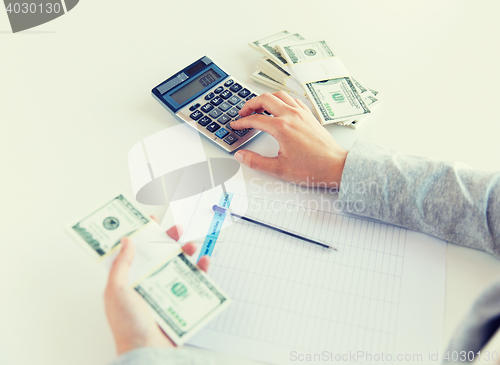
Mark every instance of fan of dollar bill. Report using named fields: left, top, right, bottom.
left=249, top=31, right=380, bottom=129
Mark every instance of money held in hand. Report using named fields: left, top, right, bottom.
left=67, top=194, right=232, bottom=345
left=136, top=250, right=231, bottom=345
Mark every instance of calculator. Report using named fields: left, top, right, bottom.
left=151, top=56, right=262, bottom=153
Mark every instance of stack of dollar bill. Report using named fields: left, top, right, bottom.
left=249, top=31, right=380, bottom=129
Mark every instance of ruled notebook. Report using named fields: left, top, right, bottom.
left=171, top=193, right=446, bottom=364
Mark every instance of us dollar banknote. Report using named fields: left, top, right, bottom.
left=135, top=250, right=232, bottom=345
left=253, top=32, right=305, bottom=65
left=249, top=31, right=381, bottom=127
left=69, top=194, right=150, bottom=259
left=279, top=40, right=371, bottom=124
left=249, top=30, right=291, bottom=50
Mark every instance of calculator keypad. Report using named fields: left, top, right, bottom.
left=224, top=134, right=238, bottom=145
left=238, top=89, right=251, bottom=98
left=217, top=114, right=231, bottom=125
left=206, top=122, right=220, bottom=133
left=218, top=101, right=231, bottom=112
left=228, top=96, right=241, bottom=105
left=189, top=110, right=203, bottom=120
left=220, top=90, right=232, bottom=99
left=182, top=78, right=260, bottom=152
left=234, top=128, right=249, bottom=137
left=215, top=128, right=229, bottom=139
left=198, top=116, right=212, bottom=126
left=211, top=97, right=223, bottom=106
left=201, top=103, right=214, bottom=113
left=229, top=83, right=242, bottom=92
left=227, top=107, right=239, bottom=118
left=209, top=108, right=223, bottom=119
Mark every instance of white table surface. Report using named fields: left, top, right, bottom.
left=1, top=1, right=500, bottom=364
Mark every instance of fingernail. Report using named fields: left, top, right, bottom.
left=235, top=151, right=244, bottom=163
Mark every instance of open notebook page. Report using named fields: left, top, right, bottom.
left=167, top=192, right=446, bottom=364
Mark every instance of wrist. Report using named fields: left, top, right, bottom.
left=115, top=334, right=175, bottom=356
left=329, top=148, right=348, bottom=189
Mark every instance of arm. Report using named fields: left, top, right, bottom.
left=231, top=92, right=500, bottom=258
left=338, top=140, right=500, bottom=257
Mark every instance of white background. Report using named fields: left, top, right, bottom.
left=1, top=1, right=500, bottom=364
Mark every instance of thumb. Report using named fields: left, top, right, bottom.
left=234, top=150, right=280, bottom=175
left=108, top=237, right=135, bottom=287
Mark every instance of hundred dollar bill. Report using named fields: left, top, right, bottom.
left=135, top=250, right=232, bottom=345
left=256, top=58, right=291, bottom=83
left=352, top=78, right=368, bottom=94
left=352, top=78, right=379, bottom=102
left=256, top=58, right=303, bottom=93
left=249, top=30, right=291, bottom=51
left=251, top=71, right=289, bottom=91
left=256, top=32, right=305, bottom=65
left=278, top=40, right=371, bottom=124
left=251, top=70, right=303, bottom=95
left=68, top=194, right=150, bottom=259
left=305, top=78, right=371, bottom=124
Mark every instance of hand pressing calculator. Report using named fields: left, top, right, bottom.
left=152, top=56, right=262, bottom=153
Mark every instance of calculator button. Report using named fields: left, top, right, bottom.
left=227, top=107, right=239, bottom=118
left=229, top=83, right=242, bottom=92
left=224, top=79, right=234, bottom=87
left=214, top=86, right=224, bottom=94
left=228, top=96, right=241, bottom=105
left=189, top=103, right=201, bottom=111
left=211, top=96, right=223, bottom=106
left=201, top=103, right=214, bottom=113
left=246, top=93, right=257, bottom=101
left=209, top=108, right=223, bottom=119
left=217, top=114, right=231, bottom=125
left=220, top=90, right=233, bottom=99
left=234, top=128, right=249, bottom=137
left=224, top=135, right=239, bottom=145
left=236, top=101, right=246, bottom=109
left=215, top=128, right=229, bottom=139
left=238, top=89, right=251, bottom=98
left=205, top=92, right=215, bottom=100
left=189, top=110, right=203, bottom=120
left=198, top=116, right=212, bottom=127
left=218, top=101, right=231, bottom=112
left=206, top=122, right=220, bottom=133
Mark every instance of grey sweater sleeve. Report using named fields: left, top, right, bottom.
left=338, top=139, right=500, bottom=258
left=338, top=139, right=500, bottom=360
left=108, top=348, right=214, bottom=365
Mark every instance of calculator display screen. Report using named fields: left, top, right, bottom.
left=170, top=69, right=221, bottom=105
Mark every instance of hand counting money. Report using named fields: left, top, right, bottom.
left=249, top=31, right=381, bottom=129
left=67, top=194, right=232, bottom=345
